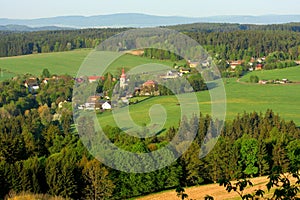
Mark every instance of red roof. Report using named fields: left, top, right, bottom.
left=88, top=76, right=104, bottom=81
left=121, top=68, right=126, bottom=79
left=143, top=80, right=157, bottom=86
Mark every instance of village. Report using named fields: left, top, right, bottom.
left=21, top=58, right=212, bottom=112
left=21, top=55, right=300, bottom=112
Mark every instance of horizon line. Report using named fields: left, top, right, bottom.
left=1, top=12, right=300, bottom=20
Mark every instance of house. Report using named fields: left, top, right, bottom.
left=255, top=64, right=263, bottom=71
left=257, top=57, right=265, bottom=63
left=141, top=80, right=159, bottom=96
left=143, top=80, right=157, bottom=88
left=160, top=70, right=179, bottom=79
left=58, top=100, right=67, bottom=109
left=24, top=78, right=39, bottom=93
left=275, top=79, right=289, bottom=84
left=42, top=78, right=50, bottom=84
left=120, top=97, right=129, bottom=104
left=201, top=61, right=210, bottom=68
left=102, top=102, right=112, bottom=110
left=230, top=60, right=243, bottom=70
left=85, top=102, right=96, bottom=110
left=180, top=68, right=191, bottom=74
left=88, top=96, right=100, bottom=103
left=74, top=77, right=84, bottom=83
left=82, top=96, right=99, bottom=110
left=259, top=80, right=268, bottom=84
left=88, top=76, right=103, bottom=83
left=282, top=79, right=289, bottom=83
left=24, top=77, right=37, bottom=88
left=188, top=60, right=199, bottom=68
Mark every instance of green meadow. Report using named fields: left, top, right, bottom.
left=240, top=67, right=300, bottom=82
left=0, top=49, right=183, bottom=77
left=98, top=78, right=300, bottom=131
left=0, top=69, right=16, bottom=81
left=0, top=49, right=91, bottom=76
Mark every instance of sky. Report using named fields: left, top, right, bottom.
left=0, top=0, right=300, bottom=19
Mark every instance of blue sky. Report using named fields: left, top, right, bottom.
left=1, top=0, right=300, bottom=19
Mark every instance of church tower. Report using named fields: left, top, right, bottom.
left=120, top=68, right=126, bottom=89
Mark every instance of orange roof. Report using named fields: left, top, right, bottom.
left=121, top=68, right=126, bottom=78
left=88, top=76, right=103, bottom=80
left=143, top=80, right=157, bottom=85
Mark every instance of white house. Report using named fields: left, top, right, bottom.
left=102, top=102, right=112, bottom=110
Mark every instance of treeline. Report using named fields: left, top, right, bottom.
left=2, top=23, right=300, bottom=62
left=0, top=76, right=300, bottom=199
left=167, top=22, right=300, bottom=33
left=0, top=28, right=127, bottom=57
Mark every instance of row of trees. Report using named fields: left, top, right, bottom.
left=0, top=28, right=127, bottom=57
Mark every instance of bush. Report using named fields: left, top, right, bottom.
left=250, top=75, right=259, bottom=83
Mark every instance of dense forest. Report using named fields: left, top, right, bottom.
left=1, top=23, right=300, bottom=62
left=0, top=28, right=128, bottom=57
left=0, top=72, right=300, bottom=199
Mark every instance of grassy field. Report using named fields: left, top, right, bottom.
left=98, top=77, right=300, bottom=131
left=0, top=69, right=17, bottom=81
left=224, top=78, right=300, bottom=123
left=0, top=49, right=91, bottom=76
left=0, top=49, right=182, bottom=77
left=240, top=67, right=300, bottom=82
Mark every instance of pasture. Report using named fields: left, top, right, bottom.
left=240, top=67, right=300, bottom=82
left=0, top=49, right=182, bottom=77
left=98, top=78, right=300, bottom=131
left=0, top=49, right=91, bottom=76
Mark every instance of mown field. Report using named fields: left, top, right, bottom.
left=0, top=69, right=16, bottom=81
left=0, top=49, right=91, bottom=76
left=98, top=78, right=300, bottom=131
left=137, top=172, right=300, bottom=200
left=135, top=175, right=286, bottom=200
left=0, top=49, right=182, bottom=77
left=240, top=67, right=300, bottom=82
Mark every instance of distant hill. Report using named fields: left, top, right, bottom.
left=0, top=24, right=74, bottom=32
left=1, top=13, right=300, bottom=29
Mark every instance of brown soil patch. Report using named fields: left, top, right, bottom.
left=136, top=176, right=270, bottom=200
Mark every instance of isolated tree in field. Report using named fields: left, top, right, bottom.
left=83, top=159, right=115, bottom=200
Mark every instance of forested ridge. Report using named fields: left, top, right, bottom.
left=0, top=74, right=300, bottom=199
left=2, top=23, right=300, bottom=61
left=0, top=28, right=129, bottom=57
